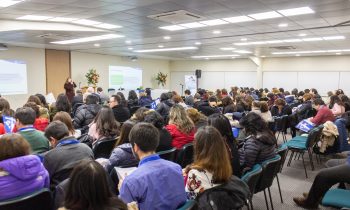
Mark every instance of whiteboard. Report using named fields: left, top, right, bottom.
left=224, top=72, right=257, bottom=89
left=263, top=72, right=298, bottom=92
left=339, top=72, right=350, bottom=95
left=298, top=72, right=339, bottom=96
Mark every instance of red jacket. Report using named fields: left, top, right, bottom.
left=0, top=123, right=5, bottom=135
left=310, top=105, right=335, bottom=125
left=34, top=118, right=49, bottom=132
left=165, top=124, right=195, bottom=149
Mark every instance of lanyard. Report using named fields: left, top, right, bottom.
left=18, top=126, right=35, bottom=132
left=139, top=154, right=160, bottom=167
left=57, top=139, right=79, bottom=147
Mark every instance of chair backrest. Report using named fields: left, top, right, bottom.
left=176, top=143, right=194, bottom=168
left=255, top=155, right=281, bottom=193
left=0, top=188, right=52, bottom=210
left=276, top=145, right=288, bottom=172
left=306, top=125, right=324, bottom=148
left=157, top=147, right=177, bottom=162
left=93, top=137, right=118, bottom=159
left=275, top=115, right=290, bottom=132
left=177, top=200, right=197, bottom=210
left=241, top=164, right=263, bottom=195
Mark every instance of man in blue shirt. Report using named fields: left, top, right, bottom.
left=119, top=123, right=186, bottom=210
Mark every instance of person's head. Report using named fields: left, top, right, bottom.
left=131, top=107, right=149, bottom=121
left=168, top=104, right=194, bottom=134
left=15, top=107, right=36, bottom=127
left=0, top=98, right=11, bottom=113
left=87, top=87, right=94, bottom=93
left=207, top=114, right=234, bottom=143
left=35, top=94, right=48, bottom=107
left=117, top=92, right=126, bottom=102
left=145, top=88, right=151, bottom=97
left=172, top=94, right=184, bottom=104
left=327, top=91, right=334, bottom=97
left=76, top=89, right=82, bottom=95
left=129, top=123, right=159, bottom=159
left=85, top=94, right=99, bottom=105
left=340, top=95, right=350, bottom=103
left=0, top=134, right=31, bottom=161
left=194, top=93, right=201, bottom=102
left=208, top=95, right=218, bottom=107
left=221, top=96, right=233, bottom=107
left=116, top=120, right=136, bottom=146
left=335, top=89, right=344, bottom=96
left=239, top=112, right=268, bottom=135
left=97, top=87, right=103, bottom=93
left=109, top=95, right=121, bottom=108
left=128, top=90, right=138, bottom=100
left=274, top=98, right=286, bottom=108
left=313, top=98, right=325, bottom=110
left=304, top=89, right=310, bottom=94
left=311, top=88, right=318, bottom=95
left=221, top=89, right=228, bottom=95
left=259, top=101, right=269, bottom=113
left=159, top=93, right=169, bottom=102
left=184, top=89, right=191, bottom=96
left=65, top=160, right=127, bottom=210
left=303, top=93, right=312, bottom=102
left=56, top=93, right=71, bottom=113
left=44, top=121, right=70, bottom=146
left=53, top=111, right=75, bottom=135
left=252, top=101, right=260, bottom=109
left=186, top=108, right=207, bottom=124
left=23, top=102, right=40, bottom=118
left=279, top=88, right=284, bottom=94
left=95, top=107, right=119, bottom=138
left=66, top=77, right=72, bottom=83
left=192, top=126, right=232, bottom=183
left=27, top=95, right=42, bottom=106
left=143, top=110, right=165, bottom=129
left=329, top=95, right=344, bottom=107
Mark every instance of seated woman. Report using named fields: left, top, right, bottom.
left=58, top=160, right=127, bottom=210
left=27, top=95, right=49, bottom=120
left=250, top=101, right=273, bottom=123
left=295, top=93, right=313, bottom=121
left=310, top=99, right=335, bottom=126
left=238, top=112, right=277, bottom=173
left=23, top=102, right=49, bottom=131
left=156, top=93, right=174, bottom=119
left=53, top=111, right=81, bottom=139
left=172, top=94, right=188, bottom=108
left=0, top=133, right=49, bottom=201
left=221, top=96, right=236, bottom=114
left=186, top=108, right=207, bottom=130
left=185, top=126, right=232, bottom=199
left=0, top=98, right=15, bottom=134
left=49, top=94, right=72, bottom=121
left=329, top=95, right=345, bottom=117
left=127, top=90, right=139, bottom=108
left=166, top=104, right=195, bottom=149
left=271, top=98, right=292, bottom=117
left=138, top=91, right=152, bottom=107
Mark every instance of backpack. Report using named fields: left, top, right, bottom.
left=194, top=176, right=250, bottom=210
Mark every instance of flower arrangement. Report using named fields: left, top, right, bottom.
left=155, top=72, right=167, bottom=86
left=85, top=69, right=100, bottom=86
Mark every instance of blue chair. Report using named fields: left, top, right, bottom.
left=157, top=147, right=177, bottom=162
left=177, top=200, right=197, bottom=210
left=241, top=164, right=263, bottom=210
left=322, top=189, right=350, bottom=208
left=275, top=145, right=288, bottom=204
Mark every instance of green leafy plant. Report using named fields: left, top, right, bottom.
left=155, top=72, right=167, bottom=86
left=85, top=69, right=100, bottom=86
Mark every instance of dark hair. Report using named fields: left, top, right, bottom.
left=209, top=95, right=217, bottom=102
left=44, top=121, right=69, bottom=140
left=65, top=160, right=127, bottom=210
left=129, top=123, right=159, bottom=152
left=221, top=96, right=233, bottom=106
left=274, top=98, right=286, bottom=106
left=23, top=102, right=40, bottom=118
left=97, top=87, right=103, bottom=92
left=259, top=101, right=269, bottom=113
left=145, top=88, right=151, bottom=97
left=279, top=88, right=284, bottom=93
left=144, top=111, right=164, bottom=129
left=94, top=107, right=119, bottom=138
left=239, top=112, right=268, bottom=135
left=0, top=98, right=11, bottom=114
left=313, top=98, right=325, bottom=106
left=222, top=89, right=228, bottom=95
left=56, top=93, right=72, bottom=113
left=0, top=134, right=31, bottom=161
left=160, top=93, right=169, bottom=102
left=184, top=89, right=191, bottom=95
left=86, top=94, right=99, bottom=105
left=116, top=92, right=127, bottom=106
left=208, top=113, right=235, bottom=144
left=35, top=94, right=49, bottom=109
left=53, top=111, right=75, bottom=135
left=15, top=107, right=36, bottom=125
left=116, top=120, right=136, bottom=146
left=311, top=88, right=318, bottom=94
left=329, top=95, right=344, bottom=107
left=128, top=90, right=138, bottom=100
left=304, top=89, right=310, bottom=93
left=131, top=107, right=149, bottom=121
left=27, top=95, right=42, bottom=106
left=111, top=94, right=122, bottom=105
left=335, top=89, right=344, bottom=95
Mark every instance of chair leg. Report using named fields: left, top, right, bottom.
left=301, top=152, right=308, bottom=178
left=250, top=197, right=254, bottom=210
left=263, top=189, right=270, bottom=210
left=268, top=187, right=274, bottom=210
left=276, top=174, right=283, bottom=203
left=287, top=150, right=294, bottom=167
left=307, top=148, right=315, bottom=171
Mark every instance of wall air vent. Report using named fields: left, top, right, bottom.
left=148, top=10, right=206, bottom=24
left=37, top=33, right=71, bottom=40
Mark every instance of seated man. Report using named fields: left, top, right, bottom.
left=15, top=107, right=49, bottom=154
left=109, top=94, right=130, bottom=123
left=119, top=123, right=186, bottom=210
left=44, top=121, right=94, bottom=186
left=198, top=95, right=221, bottom=116
left=73, top=94, right=101, bottom=134
left=310, top=98, right=335, bottom=126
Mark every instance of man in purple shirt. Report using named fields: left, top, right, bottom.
left=119, top=123, right=186, bottom=210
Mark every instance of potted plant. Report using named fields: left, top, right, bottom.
left=155, top=72, right=167, bottom=88
left=85, top=69, right=100, bottom=87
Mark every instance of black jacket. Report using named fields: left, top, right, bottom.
left=270, top=105, right=292, bottom=117
left=184, top=95, right=194, bottom=106
left=156, top=99, right=174, bottom=118
left=73, top=104, right=101, bottom=133
left=71, top=95, right=83, bottom=108
left=156, top=128, right=173, bottom=152
left=112, top=105, right=130, bottom=123
left=198, top=102, right=221, bottom=116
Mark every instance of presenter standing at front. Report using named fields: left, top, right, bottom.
left=64, top=77, right=76, bottom=102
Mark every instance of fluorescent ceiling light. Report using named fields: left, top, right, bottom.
left=72, top=19, right=101, bottom=26
left=0, top=0, right=25, bottom=7
left=159, top=25, right=186, bottom=31
left=250, top=41, right=267, bottom=45
left=195, top=42, right=201, bottom=45
left=278, top=7, right=314, bottom=16
left=179, top=22, right=206, bottom=28
left=248, top=11, right=282, bottom=20
left=223, top=16, right=254, bottom=23
left=302, top=37, right=322, bottom=41
left=323, top=36, right=345, bottom=40
left=327, top=50, right=342, bottom=52
left=272, top=49, right=350, bottom=55
left=163, top=36, right=171, bottom=40
left=295, top=54, right=300, bottom=56
left=17, top=15, right=52, bottom=21
left=234, top=42, right=250, bottom=46
left=125, top=40, right=132, bottom=44
left=278, top=23, right=288, bottom=27
left=311, top=50, right=326, bottom=53
left=283, top=39, right=302, bottom=42
left=298, top=33, right=307, bottom=37
left=93, top=43, right=100, bottom=47
left=220, top=47, right=236, bottom=50
left=336, top=52, right=342, bottom=55
left=199, top=19, right=229, bottom=26
left=95, top=23, right=122, bottom=29
left=235, top=50, right=252, bottom=54
left=51, top=34, right=123, bottom=45
left=158, top=45, right=164, bottom=48
left=128, top=47, right=133, bottom=50
left=266, top=40, right=283, bottom=44
left=213, top=30, right=221, bottom=34
left=47, top=17, right=77, bottom=22
left=192, top=54, right=240, bottom=58
left=134, top=46, right=198, bottom=53
left=241, top=38, right=248, bottom=41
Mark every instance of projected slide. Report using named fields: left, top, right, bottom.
left=0, top=60, right=27, bottom=95
left=109, top=66, right=142, bottom=90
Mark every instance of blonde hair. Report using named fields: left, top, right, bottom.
left=169, top=104, right=194, bottom=134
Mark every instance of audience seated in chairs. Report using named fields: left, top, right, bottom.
left=53, top=111, right=81, bottom=139
left=73, top=94, right=101, bottom=134
left=198, top=95, right=221, bottom=116
left=27, top=95, right=49, bottom=120
left=49, top=93, right=72, bottom=121
left=0, top=133, right=49, bottom=201
left=23, top=102, right=49, bottom=132
left=44, top=121, right=94, bottom=187
left=186, top=108, right=208, bottom=130
left=329, top=95, right=346, bottom=117
left=109, top=94, right=130, bottom=123
left=156, top=92, right=174, bottom=119
left=119, top=123, right=187, bottom=209
left=184, top=89, right=194, bottom=106
left=310, top=98, right=335, bottom=126
left=138, top=91, right=152, bottom=107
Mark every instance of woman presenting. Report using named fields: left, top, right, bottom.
left=64, top=78, right=77, bottom=102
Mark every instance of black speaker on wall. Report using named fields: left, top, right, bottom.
left=195, top=69, right=202, bottom=78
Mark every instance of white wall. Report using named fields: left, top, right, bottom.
left=0, top=47, right=46, bottom=109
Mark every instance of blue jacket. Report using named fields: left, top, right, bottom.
left=106, top=143, right=138, bottom=172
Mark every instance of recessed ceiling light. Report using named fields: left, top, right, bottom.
left=278, top=23, right=288, bottom=27
left=17, top=15, right=53, bottom=21
left=283, top=39, right=302, bottom=42
left=192, top=54, right=240, bottom=58
left=158, top=45, right=164, bottom=48
left=159, top=25, right=186, bottom=31
left=311, top=50, right=327, bottom=53
left=205, top=58, right=209, bottom=60
left=327, top=50, right=342, bottom=53
left=302, top=37, right=323, bottom=42
left=223, top=16, right=254, bottom=23
left=248, top=11, right=282, bottom=20
left=235, top=50, right=252, bottom=54
left=195, top=42, right=202, bottom=45
left=134, top=46, right=197, bottom=53
left=47, top=17, right=78, bottom=22
left=232, top=57, right=236, bottom=59
left=163, top=36, right=171, bottom=40
left=93, top=43, right=100, bottom=47
left=128, top=47, right=133, bottom=50
left=72, top=19, right=101, bottom=26
left=213, top=30, right=221, bottom=34
left=323, top=36, right=345, bottom=40
left=295, top=54, right=300, bottom=56
left=125, top=40, right=132, bottom=44
left=298, top=33, right=307, bottom=37
left=220, top=47, right=236, bottom=50
left=199, top=19, right=229, bottom=26
left=266, top=40, right=283, bottom=44
left=95, top=23, right=122, bottom=29
left=180, top=22, right=206, bottom=28
left=51, top=34, right=124, bottom=45
left=0, top=0, right=25, bottom=7
left=335, top=52, right=342, bottom=55
left=261, top=56, right=266, bottom=58
left=241, top=38, right=248, bottom=41
left=278, top=7, right=315, bottom=16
